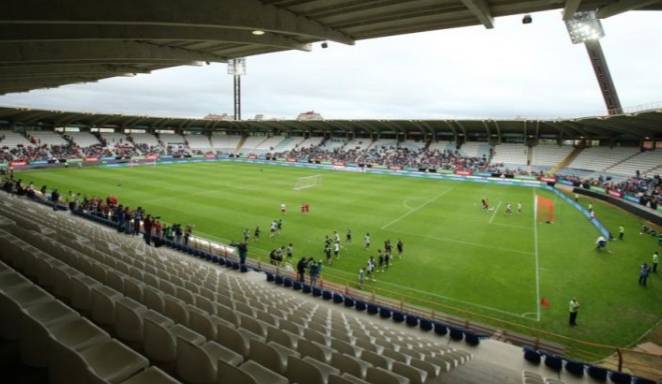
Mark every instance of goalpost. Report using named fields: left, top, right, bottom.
left=293, top=174, right=322, bottom=191
left=535, top=195, right=556, bottom=223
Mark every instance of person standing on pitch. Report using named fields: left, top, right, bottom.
left=639, top=263, right=650, bottom=287
left=618, top=225, right=625, bottom=240
left=569, top=298, right=580, bottom=326
left=652, top=251, right=659, bottom=273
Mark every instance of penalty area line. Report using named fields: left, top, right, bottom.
left=381, top=188, right=453, bottom=230
left=488, top=201, right=503, bottom=224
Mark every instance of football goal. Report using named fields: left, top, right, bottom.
left=294, top=174, right=322, bottom=191
left=536, top=195, right=556, bottom=223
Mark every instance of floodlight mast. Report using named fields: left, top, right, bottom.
left=227, top=58, right=246, bottom=121
left=565, top=11, right=623, bottom=115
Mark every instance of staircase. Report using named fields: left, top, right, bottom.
left=235, top=136, right=247, bottom=153
left=548, top=146, right=583, bottom=175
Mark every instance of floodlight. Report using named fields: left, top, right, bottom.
left=252, top=30, right=265, bottom=36
left=565, top=11, right=604, bottom=44
left=227, top=58, right=246, bottom=76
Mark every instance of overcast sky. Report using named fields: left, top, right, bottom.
left=1, top=10, right=661, bottom=120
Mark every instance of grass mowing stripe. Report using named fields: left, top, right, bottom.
left=489, top=201, right=503, bottom=224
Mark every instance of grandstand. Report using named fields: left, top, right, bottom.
left=66, top=132, right=100, bottom=148
left=1, top=0, right=662, bottom=383
left=491, top=144, right=529, bottom=168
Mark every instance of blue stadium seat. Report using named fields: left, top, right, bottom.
left=464, top=331, right=480, bottom=346
left=379, top=307, right=392, bottom=319
left=355, top=300, right=366, bottom=311
left=392, top=311, right=405, bottom=323
left=543, top=354, right=563, bottom=373
left=302, top=284, right=311, bottom=294
left=322, top=290, right=332, bottom=300
left=523, top=346, right=541, bottom=365
left=332, top=293, right=343, bottom=304
left=449, top=327, right=463, bottom=341
left=266, top=272, right=274, bottom=282
left=433, top=322, right=448, bottom=336
left=564, top=359, right=584, bottom=377
left=367, top=304, right=379, bottom=315
left=587, top=365, right=608, bottom=382
left=419, top=318, right=432, bottom=331
left=283, top=278, right=293, bottom=288
left=218, top=258, right=226, bottom=266
left=293, top=281, right=302, bottom=290
left=232, top=262, right=240, bottom=270
left=405, top=315, right=419, bottom=327
left=312, top=287, right=322, bottom=297
left=344, top=297, right=355, bottom=307
left=609, top=371, right=631, bottom=384
left=275, top=276, right=284, bottom=285
left=240, top=265, right=248, bottom=273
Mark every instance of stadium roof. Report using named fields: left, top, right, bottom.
left=1, top=106, right=661, bottom=140
left=2, top=0, right=662, bottom=95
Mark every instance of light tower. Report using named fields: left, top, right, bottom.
left=227, top=58, right=246, bottom=121
left=565, top=11, right=623, bottom=115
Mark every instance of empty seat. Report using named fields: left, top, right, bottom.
left=188, top=305, right=217, bottom=340
left=366, top=366, right=409, bottom=384
left=298, top=338, right=334, bottom=363
left=143, top=286, right=166, bottom=313
left=287, top=355, right=325, bottom=384
left=331, top=352, right=371, bottom=380
left=115, top=296, right=148, bottom=346
left=120, top=366, right=181, bottom=384
left=164, top=295, right=189, bottom=325
left=90, top=285, right=122, bottom=330
left=248, top=338, right=297, bottom=375
left=70, top=275, right=102, bottom=313
left=331, top=373, right=371, bottom=384
left=238, top=360, right=288, bottom=384
left=361, top=349, right=393, bottom=370
left=18, top=299, right=80, bottom=367
left=0, top=283, right=53, bottom=340
left=50, top=339, right=148, bottom=384
left=215, top=317, right=250, bottom=356
left=267, top=326, right=300, bottom=349
left=176, top=338, right=243, bottom=384
left=392, top=360, right=427, bottom=384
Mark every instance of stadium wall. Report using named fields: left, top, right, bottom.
left=574, top=187, right=662, bottom=226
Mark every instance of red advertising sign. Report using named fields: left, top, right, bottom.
left=204, top=153, right=216, bottom=160
left=248, top=155, right=257, bottom=160
left=84, top=157, right=99, bottom=163
left=145, top=154, right=159, bottom=161
left=333, top=162, right=345, bottom=167
left=9, top=161, right=27, bottom=167
left=287, top=158, right=297, bottom=162
left=455, top=169, right=472, bottom=176
left=389, top=166, right=402, bottom=171
left=608, top=190, right=623, bottom=198
left=539, top=176, right=557, bottom=183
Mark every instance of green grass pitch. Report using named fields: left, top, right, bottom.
left=17, top=161, right=661, bottom=355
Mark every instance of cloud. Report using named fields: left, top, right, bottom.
left=1, top=10, right=660, bottom=120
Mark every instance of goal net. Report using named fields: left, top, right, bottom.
left=294, top=174, right=322, bottom=191
left=536, top=195, right=556, bottom=223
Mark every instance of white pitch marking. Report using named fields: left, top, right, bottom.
left=381, top=189, right=453, bottom=230
left=533, top=191, right=541, bottom=322
left=488, top=201, right=503, bottom=224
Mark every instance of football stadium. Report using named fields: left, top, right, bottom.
left=0, top=1, right=661, bottom=384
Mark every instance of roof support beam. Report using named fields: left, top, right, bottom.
left=0, top=41, right=227, bottom=65
left=1, top=0, right=354, bottom=44
left=0, top=64, right=151, bottom=78
left=563, top=0, right=583, bottom=20
left=0, top=24, right=311, bottom=52
left=459, top=0, right=494, bottom=29
left=597, top=0, right=660, bottom=18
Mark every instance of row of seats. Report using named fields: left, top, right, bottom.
left=0, top=194, right=472, bottom=384
left=0, top=230, right=180, bottom=384
left=523, top=347, right=654, bottom=384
